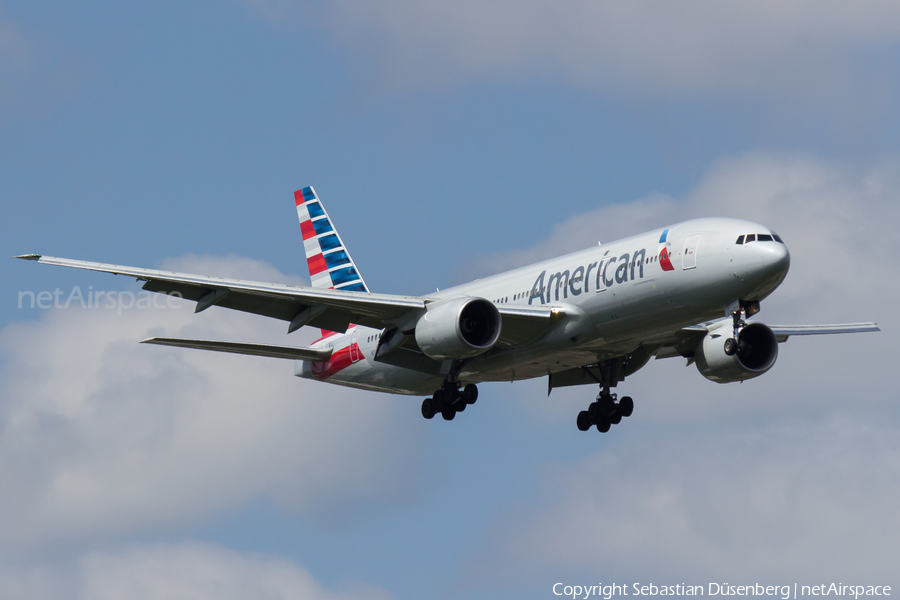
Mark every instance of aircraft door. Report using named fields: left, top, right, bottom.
left=683, top=235, right=701, bottom=270
left=350, top=329, right=361, bottom=363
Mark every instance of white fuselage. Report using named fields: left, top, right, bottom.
left=295, top=217, right=791, bottom=395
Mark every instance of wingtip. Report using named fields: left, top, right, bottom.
left=14, top=254, right=42, bottom=261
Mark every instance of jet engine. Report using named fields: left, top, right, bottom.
left=415, top=297, right=501, bottom=360
left=695, top=322, right=778, bottom=383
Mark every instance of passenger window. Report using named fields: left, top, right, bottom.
left=736, top=235, right=745, bottom=244
left=745, top=234, right=756, bottom=243
left=757, top=234, right=773, bottom=242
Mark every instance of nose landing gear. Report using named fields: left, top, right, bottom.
left=725, top=300, right=761, bottom=356
left=724, top=308, right=744, bottom=356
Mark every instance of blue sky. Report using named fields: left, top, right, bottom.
left=2, top=2, right=900, bottom=599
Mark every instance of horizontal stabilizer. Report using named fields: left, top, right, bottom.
left=141, top=337, right=333, bottom=360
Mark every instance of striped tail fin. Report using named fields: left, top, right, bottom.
left=294, top=186, right=369, bottom=293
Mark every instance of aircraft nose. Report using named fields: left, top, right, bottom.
left=754, top=239, right=791, bottom=284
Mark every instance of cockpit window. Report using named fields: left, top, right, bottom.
left=740, top=233, right=784, bottom=244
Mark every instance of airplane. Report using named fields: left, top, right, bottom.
left=16, top=186, right=880, bottom=433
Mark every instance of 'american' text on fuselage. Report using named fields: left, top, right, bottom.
left=529, top=247, right=649, bottom=305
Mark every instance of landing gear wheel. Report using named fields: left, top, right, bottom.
left=421, top=398, right=435, bottom=419
left=596, top=419, right=611, bottom=433
left=724, top=337, right=736, bottom=356
left=588, top=401, right=602, bottom=422
left=577, top=411, right=592, bottom=431
left=462, top=383, right=478, bottom=405
left=429, top=358, right=477, bottom=422
left=609, top=412, right=622, bottom=425
left=619, top=396, right=634, bottom=418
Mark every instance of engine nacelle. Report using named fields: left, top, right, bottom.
left=695, top=322, right=778, bottom=383
left=414, top=297, right=501, bottom=360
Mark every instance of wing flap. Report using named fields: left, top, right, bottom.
left=141, top=337, right=333, bottom=360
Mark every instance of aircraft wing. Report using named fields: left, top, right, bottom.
left=16, top=255, right=558, bottom=341
left=16, top=254, right=424, bottom=333
left=652, top=320, right=880, bottom=359
left=767, top=323, right=881, bottom=342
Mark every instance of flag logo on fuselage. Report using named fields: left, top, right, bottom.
left=658, top=229, right=674, bottom=271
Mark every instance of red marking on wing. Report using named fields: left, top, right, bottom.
left=310, top=343, right=363, bottom=379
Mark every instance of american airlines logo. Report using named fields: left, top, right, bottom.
left=528, top=246, right=652, bottom=305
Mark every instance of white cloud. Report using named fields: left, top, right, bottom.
left=245, top=0, right=900, bottom=107
left=0, top=255, right=425, bottom=552
left=0, top=542, right=394, bottom=600
left=464, top=418, right=900, bottom=586
left=159, top=254, right=309, bottom=288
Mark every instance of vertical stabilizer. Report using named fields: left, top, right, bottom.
left=294, top=186, right=369, bottom=293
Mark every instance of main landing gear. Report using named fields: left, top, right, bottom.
left=577, top=391, right=634, bottom=433
left=421, top=382, right=478, bottom=421
left=420, top=359, right=478, bottom=421
left=574, top=362, right=634, bottom=433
